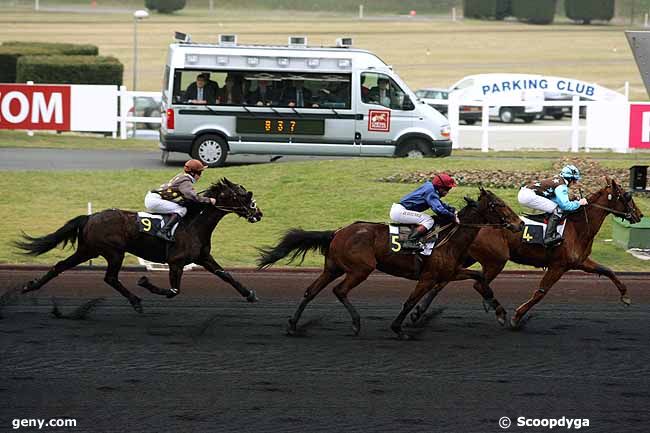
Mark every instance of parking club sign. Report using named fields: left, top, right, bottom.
left=368, top=109, right=390, bottom=132
left=629, top=104, right=650, bottom=149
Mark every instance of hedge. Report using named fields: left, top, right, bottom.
left=0, top=41, right=99, bottom=83
left=511, top=0, right=557, bottom=24
left=146, top=0, right=187, bottom=13
left=463, top=0, right=511, bottom=20
left=16, top=55, right=123, bottom=86
left=565, top=0, right=614, bottom=24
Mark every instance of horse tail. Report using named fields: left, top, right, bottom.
left=257, top=228, right=335, bottom=270
left=14, top=215, right=89, bottom=256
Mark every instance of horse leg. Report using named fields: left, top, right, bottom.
left=409, top=283, right=446, bottom=324
left=137, top=264, right=183, bottom=299
left=391, top=278, right=437, bottom=339
left=577, top=257, right=631, bottom=306
left=474, top=261, right=508, bottom=326
left=332, top=269, right=372, bottom=336
left=511, top=266, right=566, bottom=328
left=288, top=264, right=343, bottom=335
left=22, top=248, right=96, bottom=293
left=102, top=252, right=143, bottom=313
left=200, top=255, right=257, bottom=302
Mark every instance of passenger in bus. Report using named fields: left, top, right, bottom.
left=282, top=80, right=319, bottom=108
left=319, top=81, right=349, bottom=108
left=360, top=75, right=370, bottom=101
left=248, top=80, right=277, bottom=106
left=185, top=73, right=218, bottom=105
left=368, top=77, right=393, bottom=108
left=218, top=74, right=243, bottom=105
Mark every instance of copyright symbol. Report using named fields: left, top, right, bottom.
left=499, top=416, right=511, bottom=429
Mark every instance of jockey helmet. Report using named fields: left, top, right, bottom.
left=560, top=164, right=581, bottom=181
left=432, top=173, right=457, bottom=190
left=184, top=159, right=207, bottom=174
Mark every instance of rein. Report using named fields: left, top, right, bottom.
left=588, top=202, right=632, bottom=219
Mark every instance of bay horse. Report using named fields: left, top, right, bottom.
left=15, top=178, right=263, bottom=312
left=257, top=189, right=522, bottom=339
left=410, top=178, right=644, bottom=329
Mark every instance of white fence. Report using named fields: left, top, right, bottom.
left=117, top=86, right=162, bottom=139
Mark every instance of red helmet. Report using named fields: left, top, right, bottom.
left=184, top=159, right=207, bottom=174
left=432, top=173, right=457, bottom=190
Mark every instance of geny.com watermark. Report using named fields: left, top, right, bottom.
left=499, top=416, right=590, bottom=430
left=12, top=418, right=77, bottom=430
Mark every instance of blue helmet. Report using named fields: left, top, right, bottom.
left=560, top=164, right=581, bottom=181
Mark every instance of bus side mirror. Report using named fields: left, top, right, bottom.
left=402, top=96, right=414, bottom=111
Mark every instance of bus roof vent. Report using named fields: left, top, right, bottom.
left=336, top=37, right=353, bottom=48
left=174, top=31, right=192, bottom=43
left=288, top=36, right=307, bottom=48
left=219, top=34, right=237, bottom=47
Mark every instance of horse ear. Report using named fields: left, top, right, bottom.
left=604, top=175, right=611, bottom=186
left=464, top=196, right=477, bottom=206
left=223, top=177, right=234, bottom=186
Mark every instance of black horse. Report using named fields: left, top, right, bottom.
left=15, top=178, right=263, bottom=312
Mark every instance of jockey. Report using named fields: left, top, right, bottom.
left=144, top=159, right=216, bottom=241
left=390, top=173, right=460, bottom=248
left=518, top=164, right=588, bottom=246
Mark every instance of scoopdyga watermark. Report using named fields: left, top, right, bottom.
left=499, top=416, right=590, bottom=430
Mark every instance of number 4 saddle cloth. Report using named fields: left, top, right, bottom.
left=520, top=214, right=567, bottom=245
left=388, top=224, right=437, bottom=256
left=136, top=212, right=180, bottom=240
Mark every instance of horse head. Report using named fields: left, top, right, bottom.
left=205, top=178, right=263, bottom=223
left=591, top=177, right=644, bottom=224
left=476, top=188, right=523, bottom=232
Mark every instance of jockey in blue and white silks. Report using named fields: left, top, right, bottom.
left=518, top=164, right=588, bottom=246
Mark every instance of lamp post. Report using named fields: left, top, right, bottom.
left=132, top=9, right=149, bottom=91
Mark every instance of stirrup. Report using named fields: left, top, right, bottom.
left=157, top=231, right=175, bottom=242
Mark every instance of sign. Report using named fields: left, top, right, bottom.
left=0, top=83, right=117, bottom=132
left=368, top=109, right=390, bottom=132
left=0, top=84, right=70, bottom=130
left=629, top=104, right=650, bottom=149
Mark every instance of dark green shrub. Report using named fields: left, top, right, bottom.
left=146, top=0, right=186, bottom=13
left=16, top=55, right=123, bottom=86
left=2, top=41, right=98, bottom=55
left=511, top=0, right=557, bottom=24
left=463, top=0, right=511, bottom=20
left=565, top=0, right=614, bottom=24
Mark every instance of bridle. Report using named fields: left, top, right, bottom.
left=586, top=185, right=635, bottom=221
left=200, top=185, right=258, bottom=219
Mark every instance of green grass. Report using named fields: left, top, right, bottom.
left=1, top=158, right=648, bottom=270
left=0, top=131, right=154, bottom=151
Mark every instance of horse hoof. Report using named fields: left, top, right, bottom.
left=510, top=317, right=520, bottom=330
left=137, top=276, right=149, bottom=287
left=482, top=300, right=490, bottom=313
left=246, top=290, right=258, bottom=303
left=621, top=295, right=632, bottom=306
left=166, top=289, right=178, bottom=299
left=131, top=298, right=143, bottom=314
left=286, top=319, right=298, bottom=336
left=497, top=314, right=506, bottom=327
left=22, top=280, right=37, bottom=293
left=352, top=323, right=361, bottom=336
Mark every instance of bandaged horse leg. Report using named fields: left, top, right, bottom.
left=392, top=277, right=437, bottom=339
left=577, top=257, right=631, bottom=305
left=137, top=264, right=183, bottom=298
left=200, top=255, right=257, bottom=302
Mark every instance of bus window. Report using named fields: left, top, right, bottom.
left=361, top=72, right=411, bottom=110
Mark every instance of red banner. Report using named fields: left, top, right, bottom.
left=629, top=104, right=650, bottom=149
left=0, top=84, right=71, bottom=130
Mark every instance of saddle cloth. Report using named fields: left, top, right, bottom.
left=136, top=212, right=180, bottom=238
left=388, top=224, right=437, bottom=256
left=520, top=215, right=566, bottom=245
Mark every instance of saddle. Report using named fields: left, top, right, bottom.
left=388, top=224, right=438, bottom=256
left=520, top=214, right=567, bottom=246
left=136, top=212, right=180, bottom=241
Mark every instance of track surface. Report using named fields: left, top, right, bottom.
left=1, top=269, right=649, bottom=433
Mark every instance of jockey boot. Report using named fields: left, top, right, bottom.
left=404, top=225, right=428, bottom=250
left=158, top=213, right=180, bottom=242
left=543, top=213, right=562, bottom=247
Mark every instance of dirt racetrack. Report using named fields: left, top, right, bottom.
left=1, top=268, right=649, bottom=433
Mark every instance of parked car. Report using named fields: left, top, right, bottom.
left=538, top=91, right=572, bottom=120
left=415, top=87, right=482, bottom=125
left=127, top=96, right=162, bottom=130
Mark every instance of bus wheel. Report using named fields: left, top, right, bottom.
left=398, top=139, right=432, bottom=159
left=192, top=134, right=228, bottom=167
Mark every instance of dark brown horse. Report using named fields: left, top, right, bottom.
left=15, top=178, right=263, bottom=312
left=258, top=189, right=522, bottom=339
left=410, top=178, right=644, bottom=328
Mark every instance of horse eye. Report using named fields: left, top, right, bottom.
left=250, top=200, right=257, bottom=209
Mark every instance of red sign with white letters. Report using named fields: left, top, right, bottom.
left=0, top=84, right=71, bottom=130
left=629, top=104, right=650, bottom=149
left=368, top=109, right=390, bottom=132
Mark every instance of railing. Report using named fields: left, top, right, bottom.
left=117, top=86, right=162, bottom=140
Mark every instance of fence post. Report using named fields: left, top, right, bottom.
left=120, top=85, right=128, bottom=140
left=448, top=96, right=460, bottom=149
left=87, top=202, right=93, bottom=266
left=570, top=95, right=580, bottom=153
left=452, top=7, right=456, bottom=22
left=359, top=4, right=363, bottom=19
left=481, top=101, right=489, bottom=153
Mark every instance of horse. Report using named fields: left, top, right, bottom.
left=15, top=178, right=263, bottom=313
left=409, top=178, right=644, bottom=329
left=257, top=188, right=523, bottom=339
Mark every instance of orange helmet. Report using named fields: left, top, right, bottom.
left=432, top=173, right=457, bottom=190
left=184, top=159, right=207, bottom=174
